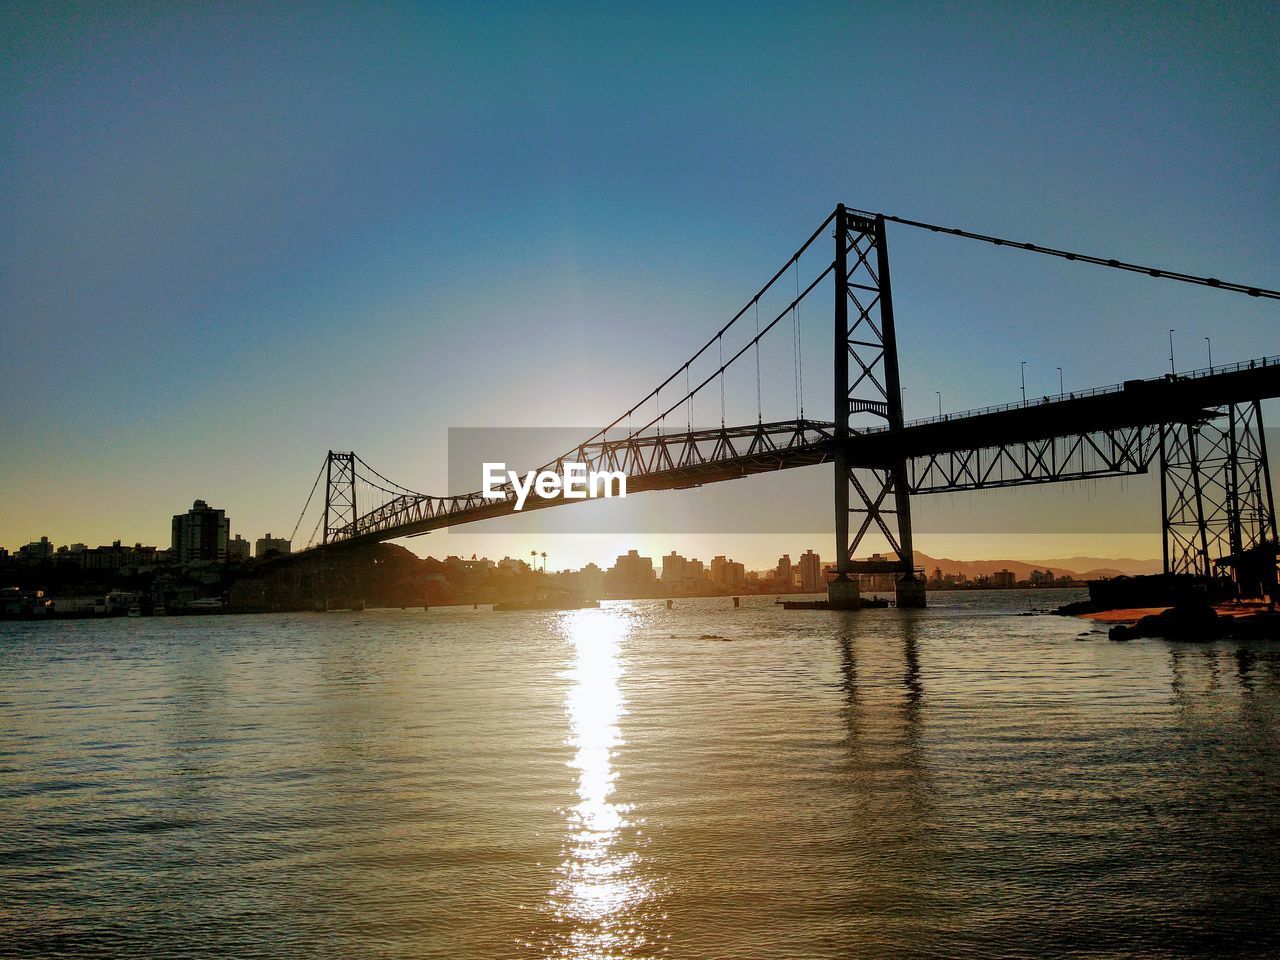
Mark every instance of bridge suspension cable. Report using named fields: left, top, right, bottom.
left=881, top=213, right=1280, bottom=300
left=289, top=459, right=327, bottom=545
left=581, top=209, right=837, bottom=447
left=628, top=260, right=834, bottom=438
left=352, top=454, right=428, bottom=498
left=305, top=513, right=323, bottom=550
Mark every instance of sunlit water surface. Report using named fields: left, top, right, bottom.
left=4, top=590, right=1280, bottom=958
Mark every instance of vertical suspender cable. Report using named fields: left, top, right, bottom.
left=796, top=259, right=804, bottom=419
left=719, top=335, right=726, bottom=427
left=791, top=294, right=800, bottom=418
left=686, top=364, right=692, bottom=431
left=754, top=298, right=762, bottom=423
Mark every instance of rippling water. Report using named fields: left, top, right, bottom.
left=3, top=590, right=1280, bottom=957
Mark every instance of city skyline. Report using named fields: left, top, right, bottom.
left=0, top=484, right=1237, bottom=573
left=5, top=520, right=1160, bottom=583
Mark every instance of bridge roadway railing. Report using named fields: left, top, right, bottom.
left=871, top=354, right=1278, bottom=432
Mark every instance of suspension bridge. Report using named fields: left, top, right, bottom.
left=286, top=204, right=1280, bottom=609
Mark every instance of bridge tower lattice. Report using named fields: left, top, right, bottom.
left=323, top=451, right=357, bottom=545
left=1160, top=401, right=1277, bottom=595
left=831, top=204, right=923, bottom=607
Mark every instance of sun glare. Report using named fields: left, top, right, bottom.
left=548, top=607, right=655, bottom=957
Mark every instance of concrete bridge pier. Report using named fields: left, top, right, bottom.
left=895, top=577, right=927, bottom=608
left=827, top=575, right=861, bottom=610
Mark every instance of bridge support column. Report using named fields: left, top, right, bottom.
left=895, top=577, right=926, bottom=608
left=1159, top=402, right=1277, bottom=596
left=827, top=575, right=861, bottom=610
left=831, top=204, right=923, bottom=607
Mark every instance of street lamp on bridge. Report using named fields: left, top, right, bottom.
left=1057, top=366, right=1064, bottom=396
left=1020, top=361, right=1027, bottom=404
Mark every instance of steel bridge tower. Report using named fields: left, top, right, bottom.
left=1160, top=400, right=1277, bottom=596
left=829, top=204, right=924, bottom=609
left=323, top=451, right=356, bottom=545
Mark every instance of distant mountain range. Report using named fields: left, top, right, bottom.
left=913, top=552, right=1160, bottom=582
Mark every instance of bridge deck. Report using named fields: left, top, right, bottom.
left=856, top=358, right=1279, bottom=464
left=325, top=358, right=1279, bottom=548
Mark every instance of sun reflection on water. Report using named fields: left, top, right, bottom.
left=547, top=607, right=657, bottom=958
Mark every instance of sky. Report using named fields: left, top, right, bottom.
left=2, top=1, right=1277, bottom=570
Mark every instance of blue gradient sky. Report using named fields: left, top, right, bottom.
left=2, top=2, right=1277, bottom=568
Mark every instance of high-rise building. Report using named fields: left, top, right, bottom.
left=776, top=554, right=793, bottom=587
left=798, top=550, right=823, bottom=591
left=171, top=500, right=230, bottom=564
left=611, top=550, right=655, bottom=586
left=568, top=562, right=605, bottom=598
left=710, top=555, right=745, bottom=589
left=254, top=533, right=291, bottom=559
left=17, top=537, right=54, bottom=563
left=661, top=551, right=687, bottom=582
left=228, top=534, right=252, bottom=562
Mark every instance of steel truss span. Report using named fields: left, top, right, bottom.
left=907, top=427, right=1157, bottom=493
left=329, top=420, right=836, bottom=546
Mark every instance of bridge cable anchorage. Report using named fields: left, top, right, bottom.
left=289, top=458, right=327, bottom=545
left=881, top=213, right=1280, bottom=300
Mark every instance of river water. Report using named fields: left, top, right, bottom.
left=3, top=589, right=1279, bottom=958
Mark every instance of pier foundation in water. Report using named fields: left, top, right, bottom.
left=827, top=576, right=860, bottom=610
